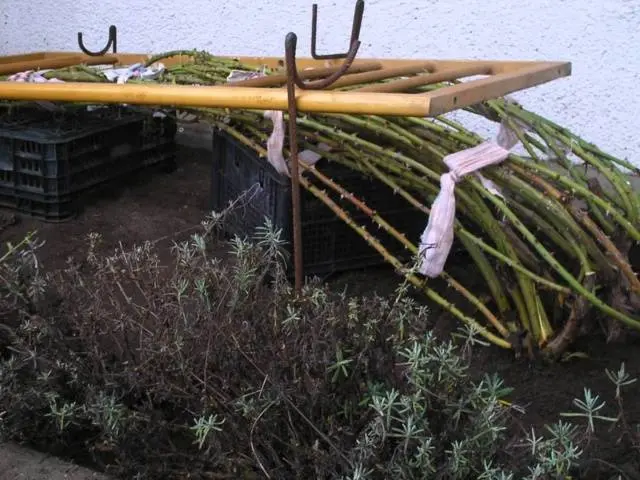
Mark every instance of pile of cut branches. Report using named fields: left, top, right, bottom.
left=2, top=50, right=639, bottom=358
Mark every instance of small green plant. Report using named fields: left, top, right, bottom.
left=190, top=413, right=225, bottom=450
left=1, top=216, right=424, bottom=477
left=328, top=345, right=353, bottom=383
left=45, top=393, right=79, bottom=434
left=560, top=388, right=617, bottom=434
left=520, top=420, right=583, bottom=478
left=606, top=362, right=637, bottom=402
left=559, top=361, right=639, bottom=457
left=85, top=391, right=127, bottom=441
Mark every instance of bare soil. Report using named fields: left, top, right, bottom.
left=0, top=137, right=638, bottom=479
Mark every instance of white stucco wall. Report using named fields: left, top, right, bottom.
left=1, top=0, right=639, bottom=166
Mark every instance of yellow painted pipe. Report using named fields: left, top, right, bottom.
left=0, top=81, right=433, bottom=116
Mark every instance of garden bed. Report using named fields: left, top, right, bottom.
left=0, top=133, right=638, bottom=479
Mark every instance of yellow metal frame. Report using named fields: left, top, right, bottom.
left=0, top=50, right=572, bottom=294
left=0, top=51, right=571, bottom=117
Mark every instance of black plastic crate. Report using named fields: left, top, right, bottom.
left=0, top=142, right=176, bottom=221
left=0, top=105, right=177, bottom=221
left=0, top=106, right=176, bottom=176
left=210, top=127, right=424, bottom=279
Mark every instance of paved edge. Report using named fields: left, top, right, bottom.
left=0, top=443, right=112, bottom=480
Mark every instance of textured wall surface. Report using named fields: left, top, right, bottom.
left=1, top=0, right=639, bottom=166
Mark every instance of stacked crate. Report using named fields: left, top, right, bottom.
left=0, top=105, right=177, bottom=221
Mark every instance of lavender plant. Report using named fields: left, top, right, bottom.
left=0, top=214, right=635, bottom=479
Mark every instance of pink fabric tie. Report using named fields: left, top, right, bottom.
left=6, top=70, right=64, bottom=111
left=227, top=70, right=328, bottom=177
left=417, top=121, right=519, bottom=277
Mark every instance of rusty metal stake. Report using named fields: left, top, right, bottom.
left=285, top=33, right=305, bottom=294
left=284, top=1, right=365, bottom=294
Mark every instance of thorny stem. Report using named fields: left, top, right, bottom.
left=325, top=142, right=570, bottom=293
left=213, top=108, right=632, bottom=344
left=415, top=100, right=640, bottom=240
left=300, top=178, right=511, bottom=348
left=216, top=121, right=511, bottom=347
left=481, top=190, right=640, bottom=330
left=227, top=120, right=512, bottom=338
left=300, top=159, right=510, bottom=339
left=32, top=55, right=640, bottom=355
left=513, top=164, right=640, bottom=294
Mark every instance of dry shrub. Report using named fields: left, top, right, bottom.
left=1, top=211, right=632, bottom=479
left=0, top=214, right=432, bottom=478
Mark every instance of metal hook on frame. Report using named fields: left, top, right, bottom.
left=287, top=32, right=361, bottom=91
left=284, top=1, right=366, bottom=293
left=311, top=0, right=365, bottom=60
left=78, top=25, right=117, bottom=56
